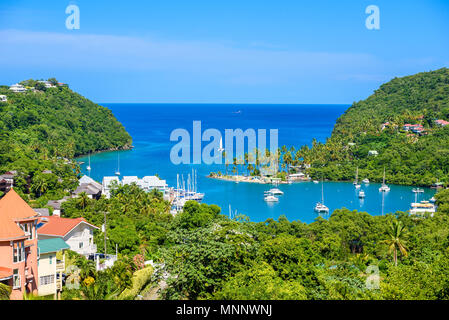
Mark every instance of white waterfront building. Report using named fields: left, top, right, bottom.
left=102, top=175, right=169, bottom=198
left=122, top=175, right=169, bottom=194
left=102, top=176, right=120, bottom=199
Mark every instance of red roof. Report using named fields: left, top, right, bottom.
left=37, top=216, right=99, bottom=237
left=436, top=119, right=449, bottom=125
left=0, top=189, right=38, bottom=241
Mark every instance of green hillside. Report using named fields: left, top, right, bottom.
left=0, top=78, right=132, bottom=201
left=302, top=68, right=449, bottom=186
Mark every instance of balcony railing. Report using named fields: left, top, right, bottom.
left=77, top=244, right=97, bottom=255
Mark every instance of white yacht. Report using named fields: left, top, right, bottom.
left=314, top=179, right=329, bottom=213
left=358, top=190, right=365, bottom=198
left=430, top=196, right=436, bottom=203
left=410, top=201, right=436, bottom=216
left=412, top=188, right=424, bottom=193
left=379, top=168, right=390, bottom=192
left=86, top=152, right=91, bottom=171
left=267, top=188, right=284, bottom=195
left=362, top=178, right=370, bottom=184
left=314, top=203, right=329, bottom=213
left=264, top=194, right=279, bottom=202
left=313, top=180, right=319, bottom=184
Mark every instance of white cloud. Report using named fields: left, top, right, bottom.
left=0, top=29, right=381, bottom=85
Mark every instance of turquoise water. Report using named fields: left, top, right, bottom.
left=79, top=104, right=435, bottom=223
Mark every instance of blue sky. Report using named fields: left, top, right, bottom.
left=0, top=0, right=448, bottom=103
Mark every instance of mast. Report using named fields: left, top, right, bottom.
left=382, top=167, right=386, bottom=185
left=321, top=178, right=324, bottom=204
left=355, top=167, right=359, bottom=184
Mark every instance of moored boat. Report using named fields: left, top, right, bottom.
left=264, top=194, right=279, bottom=202
left=410, top=200, right=436, bottom=216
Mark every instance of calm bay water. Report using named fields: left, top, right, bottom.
left=79, top=104, right=435, bottom=223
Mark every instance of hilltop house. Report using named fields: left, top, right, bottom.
left=0, top=95, right=7, bottom=102
left=37, top=238, right=70, bottom=298
left=37, top=80, right=56, bottom=88
left=0, top=171, right=16, bottom=193
left=368, top=150, right=379, bottom=156
left=9, top=83, right=27, bottom=93
left=435, top=119, right=449, bottom=127
left=37, top=216, right=99, bottom=257
left=381, top=122, right=390, bottom=130
left=0, top=189, right=39, bottom=300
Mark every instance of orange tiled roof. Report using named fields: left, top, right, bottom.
left=37, top=216, right=99, bottom=237
left=0, top=189, right=37, bottom=241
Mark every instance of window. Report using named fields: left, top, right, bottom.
left=19, top=223, right=33, bottom=239
left=13, top=241, right=25, bottom=263
left=13, top=269, right=20, bottom=289
left=79, top=242, right=83, bottom=249
left=40, top=275, right=54, bottom=286
left=49, top=255, right=53, bottom=265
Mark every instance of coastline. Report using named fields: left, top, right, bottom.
left=74, top=144, right=134, bottom=160
left=207, top=174, right=310, bottom=184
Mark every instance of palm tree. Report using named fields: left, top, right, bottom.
left=233, top=157, right=238, bottom=176
left=77, top=192, right=90, bottom=210
left=382, top=220, right=408, bottom=266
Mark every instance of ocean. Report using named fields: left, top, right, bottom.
left=79, top=104, right=435, bottom=223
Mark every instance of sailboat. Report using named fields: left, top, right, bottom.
left=115, top=153, right=121, bottom=176
left=218, top=137, right=225, bottom=153
left=379, top=167, right=390, bottom=192
left=86, top=152, right=91, bottom=171
left=353, top=167, right=361, bottom=189
left=314, top=179, right=329, bottom=213
left=358, top=189, right=366, bottom=198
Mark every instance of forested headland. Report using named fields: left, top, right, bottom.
left=0, top=78, right=132, bottom=202
left=294, top=68, right=449, bottom=186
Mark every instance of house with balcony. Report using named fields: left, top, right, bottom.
left=0, top=95, right=7, bottom=102
left=0, top=189, right=39, bottom=300
left=37, top=238, right=70, bottom=299
left=37, top=216, right=99, bottom=257
left=9, top=83, right=27, bottom=93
